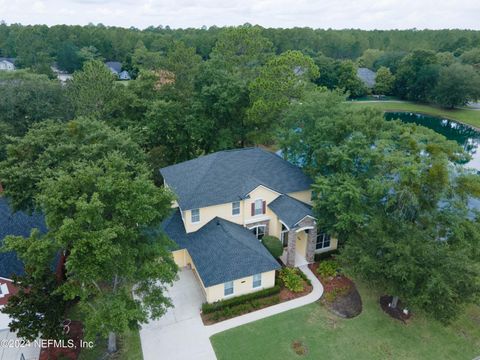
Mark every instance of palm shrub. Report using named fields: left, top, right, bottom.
left=262, top=235, right=283, bottom=258
left=279, top=267, right=304, bottom=292
left=317, top=259, right=339, bottom=278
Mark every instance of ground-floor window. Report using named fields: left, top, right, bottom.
left=252, top=273, right=262, bottom=288
left=224, top=281, right=234, bottom=296
left=250, top=225, right=266, bottom=240
left=316, top=232, right=331, bottom=250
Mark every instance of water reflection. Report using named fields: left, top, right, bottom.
left=384, top=112, right=480, bottom=171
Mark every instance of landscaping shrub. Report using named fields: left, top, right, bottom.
left=297, top=269, right=312, bottom=286
left=202, top=285, right=281, bottom=314
left=262, top=235, right=283, bottom=258
left=317, top=259, right=339, bottom=278
left=324, top=285, right=350, bottom=303
left=314, top=249, right=339, bottom=262
left=206, top=295, right=281, bottom=322
left=279, top=268, right=304, bottom=293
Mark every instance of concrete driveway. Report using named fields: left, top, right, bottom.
left=140, top=268, right=216, bottom=360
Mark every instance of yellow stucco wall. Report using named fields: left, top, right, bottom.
left=288, top=190, right=313, bottom=205
left=172, top=249, right=187, bottom=267
left=204, top=270, right=276, bottom=303
left=175, top=185, right=313, bottom=236
left=296, top=231, right=308, bottom=257
left=244, top=185, right=280, bottom=237
left=183, top=202, right=244, bottom=233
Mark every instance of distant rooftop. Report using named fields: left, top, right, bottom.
left=357, top=67, right=376, bottom=88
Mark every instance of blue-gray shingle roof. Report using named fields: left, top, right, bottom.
left=0, top=197, right=47, bottom=279
left=163, top=209, right=280, bottom=287
left=160, top=147, right=312, bottom=210
left=268, top=194, right=314, bottom=229
left=105, top=61, right=122, bottom=74
left=357, top=67, right=376, bottom=88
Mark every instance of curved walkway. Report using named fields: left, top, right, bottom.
left=206, top=264, right=324, bottom=336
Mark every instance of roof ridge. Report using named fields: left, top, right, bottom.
left=278, top=193, right=312, bottom=209
left=214, top=217, right=272, bottom=259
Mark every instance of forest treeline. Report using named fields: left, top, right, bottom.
left=1, top=24, right=480, bottom=169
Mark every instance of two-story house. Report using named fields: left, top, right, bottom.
left=161, top=147, right=337, bottom=303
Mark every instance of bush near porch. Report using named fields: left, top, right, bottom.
left=201, top=268, right=313, bottom=324
left=262, top=235, right=283, bottom=258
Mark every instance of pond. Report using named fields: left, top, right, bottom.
left=384, top=112, right=480, bottom=171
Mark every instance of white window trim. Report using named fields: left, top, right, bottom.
left=224, top=281, right=235, bottom=297
left=232, top=201, right=241, bottom=216
left=253, top=198, right=264, bottom=216
left=252, top=274, right=262, bottom=288
left=191, top=208, right=200, bottom=224
left=316, top=233, right=332, bottom=251
left=0, top=283, right=9, bottom=298
left=248, top=224, right=267, bottom=240
left=244, top=216, right=270, bottom=225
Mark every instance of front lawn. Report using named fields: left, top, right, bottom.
left=348, top=101, right=480, bottom=129
left=210, top=281, right=480, bottom=360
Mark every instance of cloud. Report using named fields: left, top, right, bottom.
left=1, top=0, right=479, bottom=29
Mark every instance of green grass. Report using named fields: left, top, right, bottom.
left=67, top=304, right=143, bottom=360
left=210, top=282, right=480, bottom=360
left=78, top=329, right=143, bottom=360
left=348, top=101, right=480, bottom=129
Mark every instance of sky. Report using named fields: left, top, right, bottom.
left=0, top=0, right=479, bottom=30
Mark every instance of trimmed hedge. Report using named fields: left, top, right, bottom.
left=262, top=235, right=283, bottom=258
left=314, top=249, right=339, bottom=262
left=202, top=285, right=281, bottom=314
left=209, top=295, right=280, bottom=322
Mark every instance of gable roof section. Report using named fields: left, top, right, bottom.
left=163, top=209, right=280, bottom=287
left=105, top=61, right=122, bottom=73
left=160, top=147, right=312, bottom=210
left=268, top=194, right=314, bottom=229
left=0, top=197, right=47, bottom=279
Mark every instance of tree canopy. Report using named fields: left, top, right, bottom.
left=0, top=118, right=177, bottom=349
left=280, top=90, right=480, bottom=322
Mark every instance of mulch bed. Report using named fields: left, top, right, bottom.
left=380, top=295, right=412, bottom=323
left=39, top=320, right=83, bottom=360
left=279, top=281, right=313, bottom=302
left=309, top=262, right=362, bottom=318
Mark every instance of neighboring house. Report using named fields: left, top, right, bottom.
left=161, top=147, right=337, bottom=303
left=357, top=67, right=376, bottom=89
left=51, top=64, right=73, bottom=83
left=119, top=70, right=131, bottom=80
left=0, top=58, right=15, bottom=71
left=105, top=62, right=130, bottom=80
left=0, top=196, right=46, bottom=360
left=105, top=61, right=122, bottom=77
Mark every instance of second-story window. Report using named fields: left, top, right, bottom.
left=232, top=201, right=240, bottom=216
left=191, top=208, right=200, bottom=223
left=252, top=199, right=265, bottom=216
